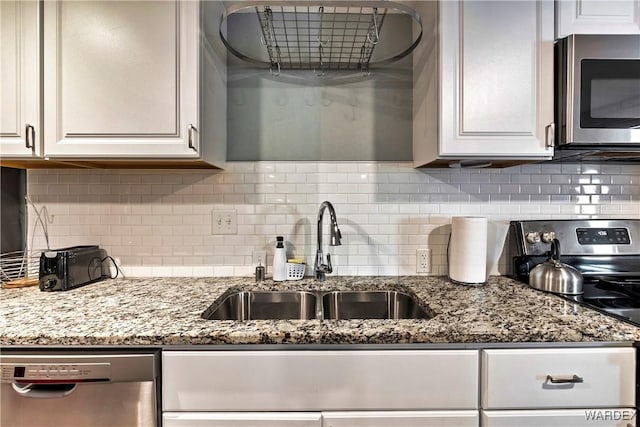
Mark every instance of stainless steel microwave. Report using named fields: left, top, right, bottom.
left=555, top=35, right=640, bottom=161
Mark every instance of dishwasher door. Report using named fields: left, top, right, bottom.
left=0, top=351, right=159, bottom=427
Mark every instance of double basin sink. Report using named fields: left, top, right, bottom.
left=201, top=290, right=431, bottom=321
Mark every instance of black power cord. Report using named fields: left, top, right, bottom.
left=101, top=256, right=125, bottom=279
left=87, top=256, right=126, bottom=280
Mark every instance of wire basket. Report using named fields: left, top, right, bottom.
left=0, top=250, right=41, bottom=284
left=0, top=197, right=51, bottom=285
left=286, top=262, right=306, bottom=280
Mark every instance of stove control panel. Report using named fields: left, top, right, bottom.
left=511, top=220, right=640, bottom=256
left=0, top=363, right=110, bottom=383
left=577, top=228, right=631, bottom=245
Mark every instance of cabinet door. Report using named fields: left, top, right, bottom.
left=438, top=0, right=554, bottom=159
left=0, top=0, right=41, bottom=158
left=42, top=1, right=199, bottom=159
left=163, top=350, right=479, bottom=412
left=556, top=0, right=640, bottom=39
left=483, top=409, right=637, bottom=427
left=322, top=411, right=479, bottom=427
left=163, top=412, right=322, bottom=427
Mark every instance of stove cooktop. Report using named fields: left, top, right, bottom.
left=576, top=277, right=640, bottom=327
left=507, top=219, right=640, bottom=328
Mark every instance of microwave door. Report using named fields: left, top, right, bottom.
left=582, top=60, right=640, bottom=125
left=567, top=35, right=640, bottom=145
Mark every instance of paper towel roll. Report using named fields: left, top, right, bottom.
left=449, top=216, right=488, bottom=284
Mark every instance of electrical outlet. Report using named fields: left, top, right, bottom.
left=252, top=250, right=267, bottom=267
left=211, top=210, right=237, bottom=235
left=416, top=248, right=431, bottom=273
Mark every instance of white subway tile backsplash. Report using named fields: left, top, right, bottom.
left=25, top=162, right=640, bottom=278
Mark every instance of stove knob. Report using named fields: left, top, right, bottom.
left=525, top=232, right=541, bottom=244
left=541, top=231, right=556, bottom=243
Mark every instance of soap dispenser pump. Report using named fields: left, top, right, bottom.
left=272, top=236, right=287, bottom=281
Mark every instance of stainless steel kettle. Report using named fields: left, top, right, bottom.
left=529, top=238, right=583, bottom=295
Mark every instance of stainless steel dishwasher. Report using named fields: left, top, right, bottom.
left=0, top=350, right=159, bottom=427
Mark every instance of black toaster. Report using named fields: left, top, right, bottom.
left=39, top=245, right=107, bottom=291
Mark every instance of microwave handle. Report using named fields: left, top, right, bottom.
left=545, top=123, right=555, bottom=149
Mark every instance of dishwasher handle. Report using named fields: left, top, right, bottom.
left=12, top=382, right=78, bottom=399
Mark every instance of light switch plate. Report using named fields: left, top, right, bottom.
left=212, top=210, right=237, bottom=235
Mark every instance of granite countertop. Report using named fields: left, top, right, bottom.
left=1, top=276, right=639, bottom=346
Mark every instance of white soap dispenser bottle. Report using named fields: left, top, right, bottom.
left=272, top=236, right=287, bottom=281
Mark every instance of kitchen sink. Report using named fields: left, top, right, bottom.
left=201, top=291, right=318, bottom=320
left=322, top=291, right=430, bottom=320
left=201, top=290, right=431, bottom=321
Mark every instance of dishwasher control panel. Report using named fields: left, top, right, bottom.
left=1, top=363, right=110, bottom=383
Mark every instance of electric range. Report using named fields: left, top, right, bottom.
left=506, top=219, right=640, bottom=327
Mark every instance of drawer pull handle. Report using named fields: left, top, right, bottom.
left=546, top=374, right=583, bottom=384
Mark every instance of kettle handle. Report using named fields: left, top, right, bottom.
left=550, top=238, right=561, bottom=262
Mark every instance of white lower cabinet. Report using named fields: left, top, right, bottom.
left=162, top=350, right=480, bottom=426
left=163, top=350, right=479, bottom=412
left=163, top=411, right=479, bottom=427
left=482, top=348, right=636, bottom=409
left=321, top=411, right=479, bottom=427
left=163, top=412, right=322, bottom=427
left=481, top=348, right=637, bottom=427
left=483, top=409, right=637, bottom=427
left=162, top=347, right=636, bottom=427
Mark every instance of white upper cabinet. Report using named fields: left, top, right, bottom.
left=42, top=0, right=200, bottom=159
left=413, top=1, right=554, bottom=166
left=0, top=0, right=42, bottom=158
left=556, top=0, right=640, bottom=39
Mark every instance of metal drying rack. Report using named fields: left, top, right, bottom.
left=220, top=1, right=422, bottom=75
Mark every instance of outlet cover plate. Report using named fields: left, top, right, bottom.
left=416, top=248, right=431, bottom=273
left=212, top=210, right=237, bottom=235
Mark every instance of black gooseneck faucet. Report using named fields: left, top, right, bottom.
left=314, top=201, right=342, bottom=281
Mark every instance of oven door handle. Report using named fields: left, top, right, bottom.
left=11, top=382, right=78, bottom=399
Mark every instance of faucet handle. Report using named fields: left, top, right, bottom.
left=325, top=253, right=333, bottom=274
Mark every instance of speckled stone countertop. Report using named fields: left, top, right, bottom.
left=1, top=276, right=639, bottom=346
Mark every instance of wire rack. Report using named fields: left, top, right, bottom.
left=220, top=1, right=423, bottom=74
left=257, top=5, right=386, bottom=72
left=0, top=197, right=51, bottom=285
left=0, top=250, right=40, bottom=284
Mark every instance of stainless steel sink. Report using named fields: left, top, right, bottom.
left=201, top=291, right=318, bottom=320
left=202, top=290, right=431, bottom=321
left=322, top=291, right=430, bottom=320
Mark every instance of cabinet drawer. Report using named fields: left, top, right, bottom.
left=483, top=409, right=637, bottom=427
left=163, top=412, right=322, bottom=427
left=322, top=410, right=479, bottom=427
left=163, top=350, right=479, bottom=411
left=482, top=348, right=635, bottom=409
